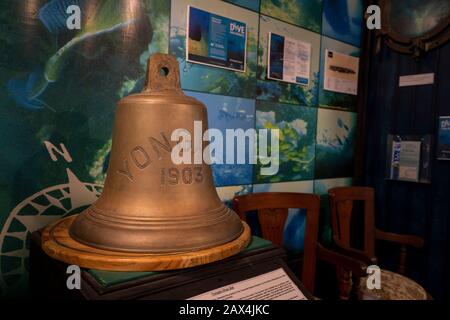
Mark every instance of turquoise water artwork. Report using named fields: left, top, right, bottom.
left=184, top=91, right=255, bottom=186
left=322, top=0, right=364, bottom=47
left=223, top=0, right=260, bottom=12
left=315, top=109, right=357, bottom=179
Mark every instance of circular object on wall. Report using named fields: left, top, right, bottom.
left=377, top=0, right=450, bottom=58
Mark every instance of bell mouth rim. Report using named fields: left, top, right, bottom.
left=73, top=203, right=237, bottom=228
left=42, top=215, right=251, bottom=271
left=68, top=223, right=244, bottom=254
left=68, top=205, right=245, bottom=253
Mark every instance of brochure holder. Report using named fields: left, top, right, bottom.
left=385, top=134, right=432, bottom=184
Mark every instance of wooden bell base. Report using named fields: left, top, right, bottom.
left=42, top=215, right=251, bottom=272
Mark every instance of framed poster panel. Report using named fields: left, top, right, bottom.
left=324, top=49, right=359, bottom=95
left=186, top=6, right=247, bottom=72
left=267, top=32, right=311, bottom=86
left=437, top=116, right=450, bottom=160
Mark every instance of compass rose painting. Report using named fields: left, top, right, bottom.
left=0, top=169, right=102, bottom=297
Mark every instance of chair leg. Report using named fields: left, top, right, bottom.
left=336, top=267, right=352, bottom=300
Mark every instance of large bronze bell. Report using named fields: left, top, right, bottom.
left=69, top=53, right=244, bottom=253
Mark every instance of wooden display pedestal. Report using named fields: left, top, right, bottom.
left=30, top=229, right=312, bottom=300
left=41, top=215, right=251, bottom=272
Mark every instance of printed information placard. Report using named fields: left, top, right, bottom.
left=389, top=140, right=421, bottom=182
left=385, top=135, right=433, bottom=184
left=438, top=116, right=450, bottom=160
left=267, top=32, right=311, bottom=85
left=398, top=141, right=421, bottom=181
left=186, top=6, right=247, bottom=72
left=188, top=268, right=308, bottom=300
left=324, top=49, right=359, bottom=95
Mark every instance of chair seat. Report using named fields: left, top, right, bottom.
left=357, top=269, right=427, bottom=300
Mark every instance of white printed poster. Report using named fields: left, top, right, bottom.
left=186, top=6, right=247, bottom=72
left=267, top=33, right=311, bottom=85
left=324, top=49, right=359, bottom=95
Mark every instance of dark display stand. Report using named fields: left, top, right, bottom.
left=30, top=230, right=312, bottom=300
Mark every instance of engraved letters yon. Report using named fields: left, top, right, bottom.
left=117, top=132, right=202, bottom=186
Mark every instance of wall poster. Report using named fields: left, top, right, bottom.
left=437, top=116, right=450, bottom=160
left=267, top=32, right=311, bottom=85
left=324, top=49, right=359, bottom=95
left=186, top=6, right=247, bottom=72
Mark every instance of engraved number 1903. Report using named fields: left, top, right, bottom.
left=160, top=166, right=204, bottom=186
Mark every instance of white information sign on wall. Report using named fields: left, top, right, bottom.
left=324, top=49, right=359, bottom=95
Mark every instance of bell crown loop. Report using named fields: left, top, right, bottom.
left=143, top=53, right=183, bottom=95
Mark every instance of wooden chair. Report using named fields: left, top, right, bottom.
left=232, top=192, right=368, bottom=297
left=328, top=186, right=428, bottom=300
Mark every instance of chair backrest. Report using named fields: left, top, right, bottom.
left=328, top=186, right=375, bottom=258
left=233, top=192, right=321, bottom=294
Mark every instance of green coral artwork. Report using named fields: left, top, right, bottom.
left=315, top=108, right=357, bottom=179
left=254, top=101, right=317, bottom=183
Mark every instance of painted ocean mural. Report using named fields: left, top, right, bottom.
left=223, top=0, right=260, bottom=12
left=0, top=0, right=170, bottom=297
left=319, top=36, right=360, bottom=111
left=260, top=0, right=322, bottom=33
left=315, top=109, right=357, bottom=179
left=184, top=91, right=255, bottom=186
left=322, top=0, right=364, bottom=47
left=257, top=15, right=321, bottom=106
left=170, top=0, right=259, bottom=98
left=254, top=101, right=316, bottom=183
